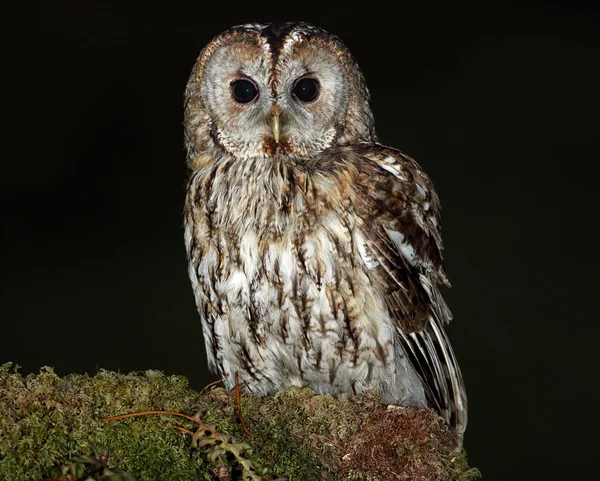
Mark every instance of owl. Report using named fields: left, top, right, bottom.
left=183, top=22, right=467, bottom=444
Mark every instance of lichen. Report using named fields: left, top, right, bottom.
left=0, top=362, right=479, bottom=481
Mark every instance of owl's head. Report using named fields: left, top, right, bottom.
left=184, top=22, right=376, bottom=164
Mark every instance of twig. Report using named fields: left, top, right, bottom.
left=100, top=410, right=211, bottom=431
left=200, top=378, right=226, bottom=396
left=172, top=424, right=195, bottom=436
left=235, top=371, right=253, bottom=436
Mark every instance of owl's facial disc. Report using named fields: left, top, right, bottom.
left=186, top=23, right=375, bottom=162
left=197, top=35, right=353, bottom=159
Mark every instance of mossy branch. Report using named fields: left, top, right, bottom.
left=0, top=362, right=479, bottom=481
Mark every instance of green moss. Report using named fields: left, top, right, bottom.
left=445, top=450, right=482, bottom=481
left=0, top=363, right=479, bottom=481
left=0, top=363, right=211, bottom=481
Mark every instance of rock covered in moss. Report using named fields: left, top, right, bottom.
left=0, top=363, right=479, bottom=481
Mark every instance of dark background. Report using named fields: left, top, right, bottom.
left=2, top=1, right=599, bottom=479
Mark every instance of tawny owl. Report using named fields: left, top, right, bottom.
left=183, top=22, right=467, bottom=443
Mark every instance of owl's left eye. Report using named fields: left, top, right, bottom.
left=292, top=77, right=320, bottom=103
left=230, top=78, right=259, bottom=104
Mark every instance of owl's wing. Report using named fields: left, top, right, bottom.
left=353, top=144, right=467, bottom=441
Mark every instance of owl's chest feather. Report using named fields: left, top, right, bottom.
left=185, top=159, right=397, bottom=394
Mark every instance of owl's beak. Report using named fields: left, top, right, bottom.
left=271, top=112, right=281, bottom=144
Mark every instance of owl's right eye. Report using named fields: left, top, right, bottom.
left=230, top=78, right=259, bottom=104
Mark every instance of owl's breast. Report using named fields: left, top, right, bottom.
left=185, top=164, right=403, bottom=396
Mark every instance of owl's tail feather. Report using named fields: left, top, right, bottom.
left=398, top=314, right=468, bottom=447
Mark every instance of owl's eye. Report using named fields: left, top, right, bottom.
left=230, top=78, right=259, bottom=104
left=292, top=77, right=320, bottom=103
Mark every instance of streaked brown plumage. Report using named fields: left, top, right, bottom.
left=184, top=22, right=467, bottom=445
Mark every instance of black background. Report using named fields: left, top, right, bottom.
left=2, top=1, right=599, bottom=479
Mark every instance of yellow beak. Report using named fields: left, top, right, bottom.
left=271, top=112, right=281, bottom=144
